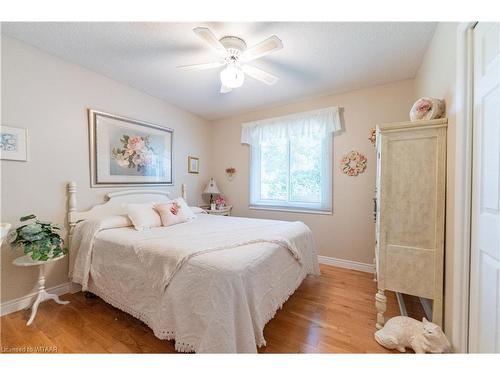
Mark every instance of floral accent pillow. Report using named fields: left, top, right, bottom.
left=154, top=202, right=189, bottom=227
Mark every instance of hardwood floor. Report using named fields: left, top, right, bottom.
left=0, top=264, right=424, bottom=354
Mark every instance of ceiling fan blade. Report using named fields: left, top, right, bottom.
left=193, top=27, right=227, bottom=57
left=177, top=61, right=225, bottom=71
left=242, top=65, right=278, bottom=85
left=241, top=35, right=283, bottom=62
left=220, top=84, right=232, bottom=94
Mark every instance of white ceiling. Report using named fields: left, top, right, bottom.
left=1, top=22, right=436, bottom=120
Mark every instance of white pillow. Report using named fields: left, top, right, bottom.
left=124, top=203, right=162, bottom=231
left=172, top=197, right=196, bottom=221
left=100, top=215, right=133, bottom=229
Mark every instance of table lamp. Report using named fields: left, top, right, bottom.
left=203, top=178, right=221, bottom=206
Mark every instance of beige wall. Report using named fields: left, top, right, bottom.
left=0, top=36, right=212, bottom=303
left=414, top=22, right=459, bottom=347
left=210, top=79, right=415, bottom=265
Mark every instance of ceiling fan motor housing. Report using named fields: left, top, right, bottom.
left=220, top=36, right=247, bottom=61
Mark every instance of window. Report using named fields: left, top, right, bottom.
left=250, top=135, right=332, bottom=212
left=241, top=107, right=340, bottom=213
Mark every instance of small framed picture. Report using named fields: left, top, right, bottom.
left=0, top=125, right=28, bottom=161
left=188, top=156, right=199, bottom=174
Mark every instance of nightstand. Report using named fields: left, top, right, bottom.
left=205, top=205, right=232, bottom=216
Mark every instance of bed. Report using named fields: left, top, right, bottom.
left=66, top=182, right=320, bottom=353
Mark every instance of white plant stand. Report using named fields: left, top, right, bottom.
left=13, top=254, right=69, bottom=326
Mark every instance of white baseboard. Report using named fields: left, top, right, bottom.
left=318, top=255, right=375, bottom=274
left=69, top=282, right=82, bottom=294
left=0, top=282, right=71, bottom=317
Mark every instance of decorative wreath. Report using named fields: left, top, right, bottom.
left=340, top=151, right=367, bottom=176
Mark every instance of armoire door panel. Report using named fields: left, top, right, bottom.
left=385, top=244, right=435, bottom=298
left=381, top=135, right=439, bottom=250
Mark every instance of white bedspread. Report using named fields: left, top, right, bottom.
left=133, top=218, right=312, bottom=292
left=70, top=214, right=320, bottom=353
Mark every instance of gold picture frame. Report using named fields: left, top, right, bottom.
left=188, top=156, right=199, bottom=174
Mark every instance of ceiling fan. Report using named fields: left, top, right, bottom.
left=177, top=27, right=283, bottom=93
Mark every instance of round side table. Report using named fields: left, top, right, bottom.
left=205, top=205, right=233, bottom=216
left=13, top=254, right=69, bottom=326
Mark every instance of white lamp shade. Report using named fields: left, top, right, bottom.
left=203, top=178, right=221, bottom=195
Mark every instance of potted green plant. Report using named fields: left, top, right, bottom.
left=9, top=214, right=67, bottom=261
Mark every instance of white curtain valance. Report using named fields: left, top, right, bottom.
left=241, top=106, right=341, bottom=146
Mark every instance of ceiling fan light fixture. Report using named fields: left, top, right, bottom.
left=181, top=27, right=282, bottom=93
left=220, top=64, right=245, bottom=89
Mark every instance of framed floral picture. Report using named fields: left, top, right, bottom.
left=0, top=125, right=28, bottom=161
left=188, top=156, right=199, bottom=174
left=88, top=109, right=173, bottom=187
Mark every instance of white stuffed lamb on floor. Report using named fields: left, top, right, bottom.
left=374, top=316, right=451, bottom=354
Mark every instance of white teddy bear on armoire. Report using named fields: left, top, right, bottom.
left=374, top=316, right=451, bottom=354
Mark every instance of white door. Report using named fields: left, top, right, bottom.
left=469, top=22, right=500, bottom=353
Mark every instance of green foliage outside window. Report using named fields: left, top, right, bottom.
left=260, top=136, right=322, bottom=203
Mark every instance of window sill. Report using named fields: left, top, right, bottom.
left=249, top=205, right=333, bottom=215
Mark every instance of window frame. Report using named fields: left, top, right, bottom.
left=249, top=135, right=333, bottom=215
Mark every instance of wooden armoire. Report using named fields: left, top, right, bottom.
left=374, top=118, right=447, bottom=329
